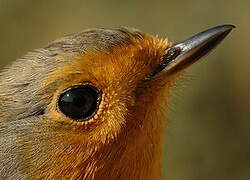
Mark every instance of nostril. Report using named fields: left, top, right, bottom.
left=146, top=47, right=181, bottom=79
left=162, top=47, right=181, bottom=66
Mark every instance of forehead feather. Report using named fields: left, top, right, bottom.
left=45, top=28, right=145, bottom=53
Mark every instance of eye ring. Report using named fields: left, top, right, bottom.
left=57, top=85, right=101, bottom=122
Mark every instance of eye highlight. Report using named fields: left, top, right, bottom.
left=58, top=85, right=100, bottom=121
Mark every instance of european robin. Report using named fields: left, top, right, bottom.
left=0, top=25, right=234, bottom=179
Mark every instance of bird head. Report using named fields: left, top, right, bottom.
left=0, top=25, right=234, bottom=179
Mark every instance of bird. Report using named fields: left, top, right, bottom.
left=0, top=24, right=234, bottom=180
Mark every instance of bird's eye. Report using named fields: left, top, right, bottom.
left=58, top=86, right=100, bottom=121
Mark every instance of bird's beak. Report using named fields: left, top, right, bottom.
left=156, top=24, right=235, bottom=76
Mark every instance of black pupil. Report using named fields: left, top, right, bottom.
left=58, top=86, right=99, bottom=121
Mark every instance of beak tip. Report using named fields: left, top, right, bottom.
left=221, top=24, right=236, bottom=29
left=216, top=24, right=236, bottom=34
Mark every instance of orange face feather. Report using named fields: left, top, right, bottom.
left=38, top=35, right=171, bottom=179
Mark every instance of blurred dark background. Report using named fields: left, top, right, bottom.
left=0, top=0, right=249, bottom=179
